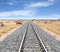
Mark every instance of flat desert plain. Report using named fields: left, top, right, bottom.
left=0, top=20, right=25, bottom=41
left=34, top=20, right=60, bottom=36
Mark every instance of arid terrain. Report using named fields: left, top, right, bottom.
left=0, top=21, right=60, bottom=52
left=34, top=20, right=60, bottom=36
left=0, top=20, right=25, bottom=41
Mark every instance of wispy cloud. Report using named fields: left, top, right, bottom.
left=25, top=0, right=56, bottom=8
left=50, top=14, right=60, bottom=19
left=48, top=0, right=55, bottom=2
left=35, top=13, right=60, bottom=19
left=0, top=10, right=35, bottom=19
left=7, top=2, right=14, bottom=5
left=7, top=0, right=19, bottom=5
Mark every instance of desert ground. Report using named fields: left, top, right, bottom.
left=0, top=20, right=60, bottom=41
left=0, top=20, right=25, bottom=41
left=33, top=20, right=60, bottom=36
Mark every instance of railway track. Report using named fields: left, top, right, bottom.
left=18, top=22, right=48, bottom=52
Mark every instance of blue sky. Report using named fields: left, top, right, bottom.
left=0, top=0, right=60, bottom=19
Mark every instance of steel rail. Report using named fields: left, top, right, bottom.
left=18, top=22, right=48, bottom=52
left=31, top=23, right=48, bottom=52
left=18, top=24, right=28, bottom=52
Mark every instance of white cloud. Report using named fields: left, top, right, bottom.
left=28, top=2, right=52, bottom=8
left=0, top=10, right=35, bottom=18
left=7, top=0, right=19, bottom=5
left=35, top=14, right=60, bottom=19
left=7, top=2, right=14, bottom=5
left=51, top=14, right=60, bottom=18
left=48, top=0, right=55, bottom=2
left=25, top=0, right=56, bottom=8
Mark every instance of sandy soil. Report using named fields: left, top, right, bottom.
left=33, top=20, right=60, bottom=41
left=0, top=25, right=22, bottom=41
left=0, top=20, right=25, bottom=41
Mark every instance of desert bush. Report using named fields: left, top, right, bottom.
left=0, top=22, right=4, bottom=27
left=16, top=20, right=22, bottom=24
left=31, top=20, right=34, bottom=21
left=0, top=34, right=1, bottom=36
left=44, top=21, right=48, bottom=24
left=44, top=21, right=52, bottom=24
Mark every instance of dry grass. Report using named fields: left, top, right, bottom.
left=34, top=20, right=60, bottom=35
left=0, top=20, right=24, bottom=37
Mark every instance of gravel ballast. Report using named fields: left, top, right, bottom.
left=0, top=21, right=60, bottom=52
left=32, top=22, right=60, bottom=52
left=0, top=22, right=28, bottom=52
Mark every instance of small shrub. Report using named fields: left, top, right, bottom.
left=0, top=34, right=1, bottom=37
left=15, top=20, right=23, bottom=24
left=16, top=21, right=22, bottom=24
left=44, top=21, right=52, bottom=24
left=44, top=21, right=48, bottom=24
left=0, top=22, right=4, bottom=27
